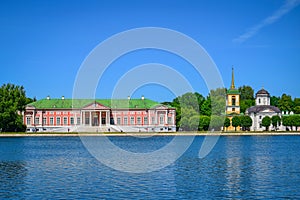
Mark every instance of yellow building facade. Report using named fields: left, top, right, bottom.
left=226, top=68, right=241, bottom=131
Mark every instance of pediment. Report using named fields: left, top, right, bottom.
left=82, top=102, right=110, bottom=110
left=26, top=105, right=36, bottom=109
left=151, top=104, right=169, bottom=110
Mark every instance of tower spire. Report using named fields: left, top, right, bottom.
left=231, top=66, right=235, bottom=89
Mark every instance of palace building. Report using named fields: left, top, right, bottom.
left=226, top=68, right=241, bottom=131
left=23, top=96, right=176, bottom=132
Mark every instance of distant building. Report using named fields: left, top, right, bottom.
left=23, top=97, right=176, bottom=132
left=226, top=68, right=241, bottom=131
left=245, top=88, right=283, bottom=131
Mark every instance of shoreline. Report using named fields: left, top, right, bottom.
left=1, top=132, right=300, bottom=137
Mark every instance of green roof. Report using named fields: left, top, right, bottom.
left=227, top=89, right=240, bottom=95
left=27, top=98, right=173, bottom=109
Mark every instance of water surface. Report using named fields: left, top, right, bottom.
left=0, top=136, right=299, bottom=199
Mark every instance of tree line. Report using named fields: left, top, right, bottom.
left=0, top=83, right=33, bottom=132
left=0, top=83, right=299, bottom=132
left=163, top=85, right=300, bottom=131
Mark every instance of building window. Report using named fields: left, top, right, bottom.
left=63, top=117, right=68, bottom=125
left=259, top=116, right=262, bottom=119
left=259, top=98, right=261, bottom=104
left=77, top=117, right=80, bottom=125
left=159, top=115, right=164, bottom=125
left=232, top=108, right=235, bottom=112
left=259, top=123, right=262, bottom=128
left=232, top=96, right=236, bottom=106
left=50, top=117, right=54, bottom=125
left=144, top=117, right=148, bottom=125
left=117, top=117, right=121, bottom=125
left=85, top=117, right=89, bottom=125
left=130, top=117, right=134, bottom=125
left=168, top=117, right=172, bottom=124
left=43, top=117, right=46, bottom=125
left=137, top=117, right=141, bottom=125
left=35, top=117, right=39, bottom=125
left=56, top=117, right=61, bottom=125
left=26, top=117, right=31, bottom=125
left=152, top=117, right=155, bottom=125
left=124, top=117, right=128, bottom=125
left=70, top=117, right=74, bottom=125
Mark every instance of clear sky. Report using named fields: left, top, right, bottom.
left=1, top=0, right=299, bottom=102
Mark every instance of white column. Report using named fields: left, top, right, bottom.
left=89, top=111, right=92, bottom=126
left=165, top=111, right=168, bottom=124
left=148, top=110, right=150, bottom=126
left=100, top=111, right=102, bottom=127
left=106, top=111, right=109, bottom=125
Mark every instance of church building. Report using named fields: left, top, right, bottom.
left=245, top=88, right=283, bottom=131
left=225, top=68, right=241, bottom=131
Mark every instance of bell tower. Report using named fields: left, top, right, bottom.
left=226, top=67, right=241, bottom=131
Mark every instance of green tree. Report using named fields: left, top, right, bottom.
left=199, top=115, right=210, bottom=131
left=271, top=115, right=281, bottom=131
left=240, top=115, right=252, bottom=131
left=224, top=118, right=231, bottom=131
left=270, top=96, right=280, bottom=107
left=239, top=86, right=255, bottom=113
left=291, top=115, right=300, bottom=131
left=171, top=92, right=205, bottom=129
left=278, top=94, right=294, bottom=112
left=175, top=92, right=200, bottom=113
left=282, top=116, right=293, bottom=131
left=179, top=117, right=189, bottom=131
left=262, top=116, right=271, bottom=131
left=294, top=106, right=300, bottom=114
left=200, top=97, right=211, bottom=116
left=210, top=88, right=226, bottom=116
left=189, top=115, right=200, bottom=131
left=179, top=107, right=198, bottom=131
left=0, top=83, right=31, bottom=132
left=231, top=116, right=240, bottom=131
left=239, top=85, right=254, bottom=100
left=210, top=115, right=224, bottom=131
left=293, top=98, right=300, bottom=114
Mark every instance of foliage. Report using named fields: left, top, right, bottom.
left=282, top=116, right=293, bottom=130
left=271, top=115, right=281, bottom=130
left=210, top=88, right=226, bottom=116
left=0, top=83, right=32, bottom=132
left=239, top=85, right=254, bottom=100
left=262, top=116, right=271, bottom=131
left=178, top=107, right=198, bottom=131
left=294, top=106, right=300, bottom=114
left=189, top=115, right=200, bottom=131
left=239, top=86, right=255, bottom=113
left=270, top=96, right=280, bottom=107
left=210, top=115, right=224, bottom=131
left=231, top=116, right=240, bottom=131
left=200, top=97, right=211, bottom=116
left=240, top=115, right=252, bottom=131
left=240, top=99, right=255, bottom=114
left=199, top=115, right=210, bottom=131
left=278, top=94, right=294, bottom=112
left=291, top=115, right=300, bottom=130
left=224, top=118, right=231, bottom=130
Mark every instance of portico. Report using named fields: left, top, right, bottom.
left=81, top=110, right=110, bottom=126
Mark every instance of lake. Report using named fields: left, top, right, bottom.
left=0, top=136, right=300, bottom=199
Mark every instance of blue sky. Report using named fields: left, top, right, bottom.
left=0, top=0, right=299, bottom=102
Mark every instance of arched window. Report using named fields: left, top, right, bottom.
left=232, top=96, right=236, bottom=106
left=259, top=98, right=261, bottom=104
